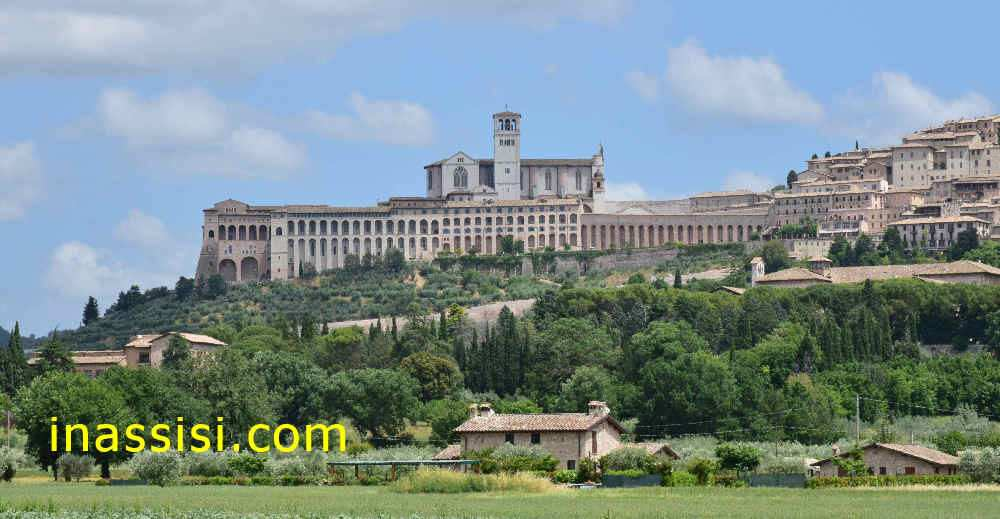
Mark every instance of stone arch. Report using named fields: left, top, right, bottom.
left=420, top=219, right=428, bottom=234
left=240, top=257, right=259, bottom=281
left=364, top=237, right=372, bottom=254
left=353, top=221, right=361, bottom=235
left=239, top=225, right=246, bottom=241
left=431, top=220, right=439, bottom=233
left=228, top=225, right=236, bottom=240
left=353, top=238, right=361, bottom=255
left=249, top=226, right=257, bottom=241
left=342, top=221, right=350, bottom=235
left=408, top=220, right=417, bottom=234
left=208, top=230, right=215, bottom=239
left=298, top=220, right=305, bottom=235
left=217, top=225, right=225, bottom=240
left=219, top=259, right=237, bottom=282
left=309, top=221, right=316, bottom=235
left=260, top=225, right=268, bottom=238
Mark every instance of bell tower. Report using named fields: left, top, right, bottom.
left=493, top=110, right=521, bottom=200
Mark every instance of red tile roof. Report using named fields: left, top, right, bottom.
left=454, top=413, right=624, bottom=433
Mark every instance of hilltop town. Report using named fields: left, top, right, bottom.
left=197, top=112, right=1000, bottom=284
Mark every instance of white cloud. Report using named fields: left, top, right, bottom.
left=831, top=72, right=994, bottom=145
left=44, top=241, right=170, bottom=300
left=98, top=88, right=305, bottom=178
left=605, top=181, right=649, bottom=200
left=625, top=70, right=660, bottom=102
left=664, top=40, right=823, bottom=124
left=307, top=92, right=435, bottom=146
left=0, top=1, right=630, bottom=74
left=113, top=209, right=170, bottom=250
left=722, top=171, right=775, bottom=193
left=0, top=142, right=43, bottom=221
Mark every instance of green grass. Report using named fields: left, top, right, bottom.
left=1, top=483, right=999, bottom=518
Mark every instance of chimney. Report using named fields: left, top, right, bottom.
left=832, top=444, right=840, bottom=456
left=587, top=401, right=609, bottom=417
left=478, top=403, right=495, bottom=417
left=468, top=404, right=479, bottom=419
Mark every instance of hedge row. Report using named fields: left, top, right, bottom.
left=181, top=475, right=324, bottom=486
left=806, top=474, right=971, bottom=488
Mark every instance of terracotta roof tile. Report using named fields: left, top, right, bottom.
left=454, top=413, right=623, bottom=433
left=433, top=444, right=462, bottom=460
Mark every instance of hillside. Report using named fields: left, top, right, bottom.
left=54, top=244, right=748, bottom=350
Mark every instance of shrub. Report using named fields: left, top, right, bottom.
left=130, top=451, right=184, bottom=487
left=605, top=468, right=646, bottom=478
left=687, top=457, right=718, bottom=486
left=185, top=451, right=234, bottom=477
left=576, top=457, right=599, bottom=483
left=712, top=469, right=744, bottom=487
left=94, top=478, right=110, bottom=486
left=669, top=470, right=698, bottom=487
left=0, top=447, right=18, bottom=482
left=226, top=453, right=267, bottom=477
left=467, top=444, right=558, bottom=474
left=715, top=443, right=761, bottom=473
left=806, top=474, right=972, bottom=488
left=392, top=468, right=555, bottom=494
left=265, top=455, right=327, bottom=478
left=57, top=453, right=94, bottom=482
left=599, top=447, right=656, bottom=473
left=959, top=448, right=1000, bottom=483
left=551, top=469, right=577, bottom=484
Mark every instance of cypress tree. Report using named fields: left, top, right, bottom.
left=2, top=322, right=27, bottom=395
left=82, top=296, right=99, bottom=326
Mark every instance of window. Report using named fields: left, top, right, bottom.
left=505, top=433, right=514, bottom=444
left=530, top=432, right=540, bottom=444
left=138, top=352, right=150, bottom=364
left=879, top=467, right=887, bottom=475
left=567, top=460, right=576, bottom=470
left=453, top=166, right=468, bottom=188
left=592, top=431, right=598, bottom=454
left=904, top=467, right=916, bottom=475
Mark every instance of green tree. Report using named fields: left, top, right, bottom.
left=558, top=366, right=624, bottom=413
left=161, top=334, right=191, bottom=370
left=82, top=297, right=99, bottom=327
left=424, top=398, right=469, bottom=446
left=673, top=269, right=682, bottom=288
left=14, top=372, right=134, bottom=479
left=99, top=366, right=211, bottom=426
left=963, top=240, right=1000, bottom=267
left=174, top=276, right=195, bottom=300
left=949, top=227, right=980, bottom=261
left=36, top=338, right=73, bottom=375
left=715, top=443, right=761, bottom=473
left=200, top=274, right=227, bottom=299
left=399, top=351, right=462, bottom=401
left=384, top=248, right=406, bottom=272
left=251, top=350, right=330, bottom=425
left=526, top=318, right=617, bottom=399
left=186, top=348, right=276, bottom=445
left=638, top=350, right=737, bottom=435
left=758, top=241, right=791, bottom=273
left=828, top=235, right=853, bottom=266
left=878, top=228, right=906, bottom=263
left=312, top=326, right=366, bottom=372
left=1, top=322, right=27, bottom=396
left=327, top=368, right=419, bottom=437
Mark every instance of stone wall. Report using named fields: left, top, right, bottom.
left=550, top=247, right=681, bottom=276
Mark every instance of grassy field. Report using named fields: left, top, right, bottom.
left=1, top=482, right=999, bottom=518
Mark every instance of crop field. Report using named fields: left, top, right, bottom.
left=1, top=483, right=999, bottom=518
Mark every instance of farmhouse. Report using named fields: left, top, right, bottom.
left=123, top=332, right=227, bottom=368
left=448, top=401, right=629, bottom=470
left=26, top=349, right=128, bottom=378
left=810, top=443, right=959, bottom=477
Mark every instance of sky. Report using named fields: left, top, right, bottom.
left=2, top=1, right=999, bottom=335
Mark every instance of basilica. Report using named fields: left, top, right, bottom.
left=195, top=111, right=777, bottom=282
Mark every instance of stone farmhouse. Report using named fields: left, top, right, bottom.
left=811, top=443, right=959, bottom=477
left=436, top=401, right=676, bottom=470
left=28, top=332, right=226, bottom=377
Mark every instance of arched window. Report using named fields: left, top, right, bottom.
left=453, top=166, right=468, bottom=188
left=249, top=226, right=257, bottom=241
left=260, top=225, right=267, bottom=238
left=276, top=227, right=283, bottom=236
left=228, top=225, right=236, bottom=240
left=287, top=221, right=294, bottom=235
left=239, top=225, right=247, bottom=241
left=297, top=220, right=305, bottom=235
left=309, top=221, right=316, bottom=235
left=217, top=225, right=225, bottom=239
left=208, top=230, right=215, bottom=239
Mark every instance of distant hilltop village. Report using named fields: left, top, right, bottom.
left=196, top=111, right=1000, bottom=283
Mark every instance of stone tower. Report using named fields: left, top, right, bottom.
left=591, top=144, right=606, bottom=212
left=493, top=111, right=521, bottom=200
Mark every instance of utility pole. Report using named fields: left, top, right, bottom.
left=855, top=394, right=861, bottom=444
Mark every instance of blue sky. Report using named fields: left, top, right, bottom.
left=2, top=1, right=999, bottom=335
